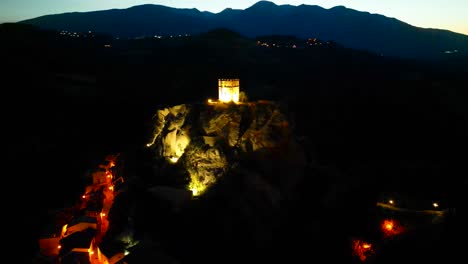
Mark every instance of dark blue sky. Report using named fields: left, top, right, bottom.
left=1, top=0, right=467, bottom=35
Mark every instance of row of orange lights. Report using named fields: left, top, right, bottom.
left=56, top=156, right=117, bottom=259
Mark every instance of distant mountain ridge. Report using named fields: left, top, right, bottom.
left=19, top=0, right=468, bottom=59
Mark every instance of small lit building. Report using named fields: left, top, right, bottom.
left=218, top=79, right=240, bottom=103
left=59, top=228, right=108, bottom=264
left=39, top=234, right=61, bottom=257
left=62, top=216, right=98, bottom=238
left=92, top=168, right=107, bottom=185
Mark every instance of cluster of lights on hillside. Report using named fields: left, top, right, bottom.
left=59, top=30, right=95, bottom=38
left=132, top=34, right=191, bottom=40
left=256, top=37, right=331, bottom=49
left=38, top=155, right=123, bottom=263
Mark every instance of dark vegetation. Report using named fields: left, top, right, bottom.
left=3, top=23, right=467, bottom=263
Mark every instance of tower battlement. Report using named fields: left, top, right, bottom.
left=218, top=79, right=240, bottom=103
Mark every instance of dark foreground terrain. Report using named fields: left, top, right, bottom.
left=2, top=23, right=467, bottom=263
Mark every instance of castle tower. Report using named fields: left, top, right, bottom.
left=218, top=79, right=240, bottom=103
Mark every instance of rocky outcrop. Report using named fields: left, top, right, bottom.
left=101, top=101, right=311, bottom=263
left=146, top=101, right=305, bottom=196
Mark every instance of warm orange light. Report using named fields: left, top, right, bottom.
left=61, top=224, right=68, bottom=237
left=352, top=239, right=374, bottom=262
left=385, top=222, right=393, bottom=231
left=101, top=213, right=106, bottom=217
left=433, top=202, right=439, bottom=208
left=381, top=219, right=403, bottom=237
left=58, top=245, right=61, bottom=249
left=389, top=200, right=394, bottom=205
left=82, top=195, right=86, bottom=199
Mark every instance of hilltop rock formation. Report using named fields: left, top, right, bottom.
left=146, top=101, right=305, bottom=196
left=100, top=101, right=312, bottom=262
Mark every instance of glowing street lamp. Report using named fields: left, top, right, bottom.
left=388, top=199, right=394, bottom=205
left=433, top=202, right=439, bottom=208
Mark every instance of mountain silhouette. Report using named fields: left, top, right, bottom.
left=19, top=1, right=468, bottom=59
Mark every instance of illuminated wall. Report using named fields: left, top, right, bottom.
left=218, top=79, right=240, bottom=103
left=62, top=222, right=97, bottom=238
left=39, top=237, right=61, bottom=256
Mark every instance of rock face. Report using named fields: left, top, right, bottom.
left=146, top=101, right=305, bottom=196
left=101, top=101, right=310, bottom=263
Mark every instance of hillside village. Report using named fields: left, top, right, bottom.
left=37, top=154, right=125, bottom=264
left=36, top=79, right=246, bottom=263
left=34, top=78, right=458, bottom=264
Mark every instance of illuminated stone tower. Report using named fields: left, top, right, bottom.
left=218, top=79, right=240, bottom=103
